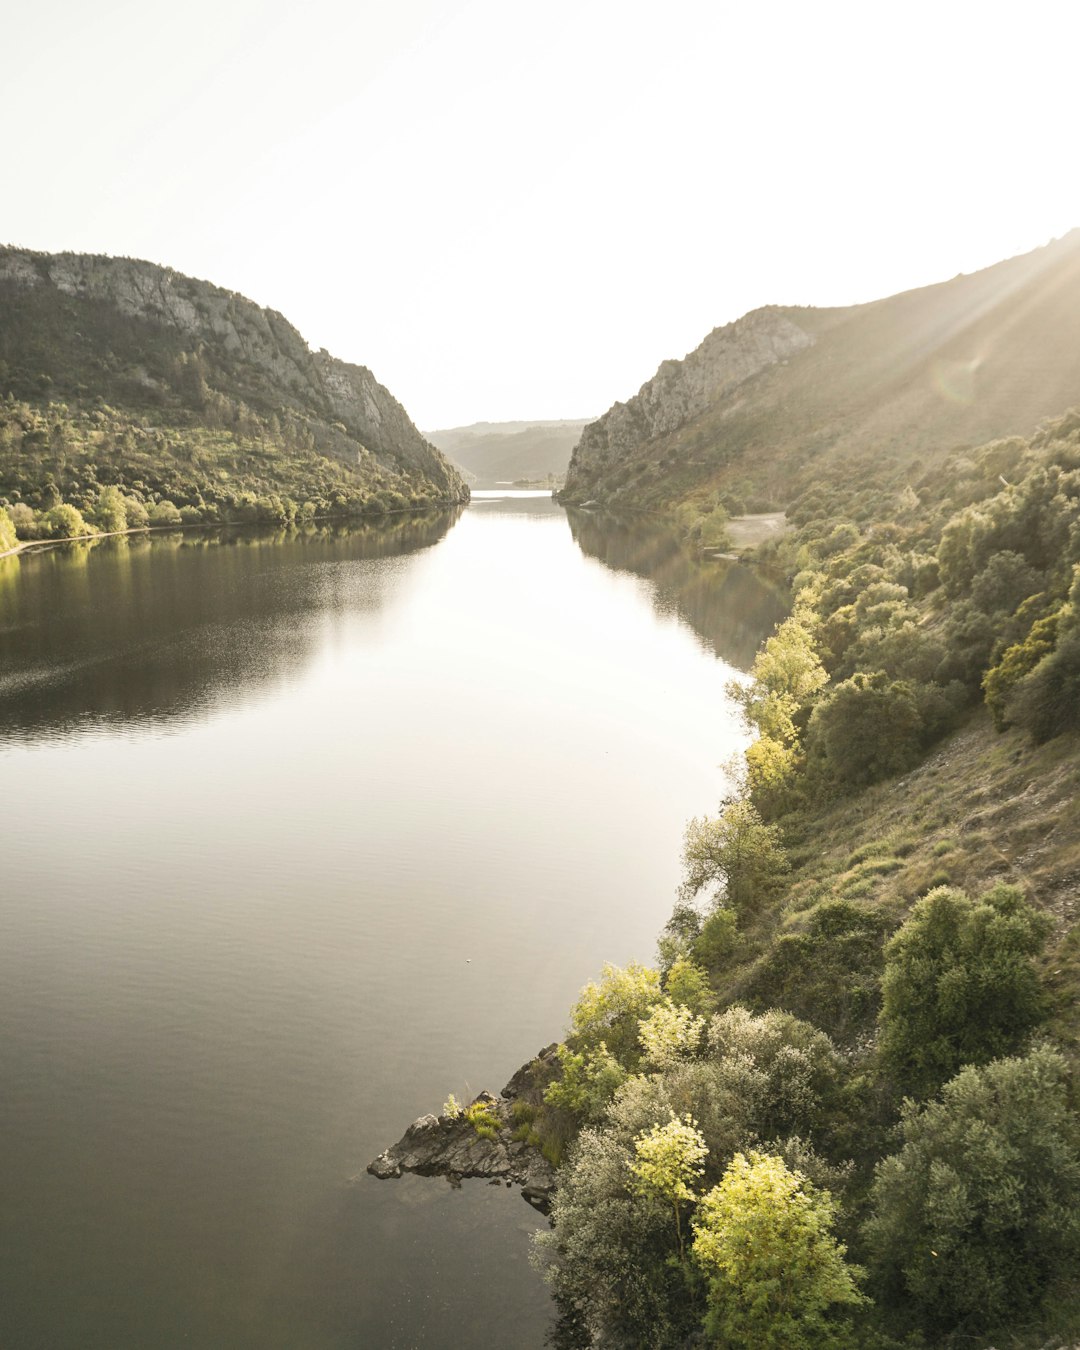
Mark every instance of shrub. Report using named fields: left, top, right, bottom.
left=693, top=1151, right=865, bottom=1350
left=865, top=1047, right=1080, bottom=1336
left=878, top=883, right=1049, bottom=1098
left=680, top=801, right=789, bottom=921
left=566, top=961, right=663, bottom=1068
left=805, top=673, right=923, bottom=788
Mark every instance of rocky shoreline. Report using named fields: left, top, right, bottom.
left=367, top=1047, right=560, bottom=1212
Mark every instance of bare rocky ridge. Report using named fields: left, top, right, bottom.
left=0, top=246, right=466, bottom=499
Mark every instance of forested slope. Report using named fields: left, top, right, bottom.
left=522, top=406, right=1080, bottom=1347
left=562, top=231, right=1080, bottom=532
left=0, top=247, right=467, bottom=543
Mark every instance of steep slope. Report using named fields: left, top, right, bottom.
left=563, top=231, right=1080, bottom=513
left=0, top=248, right=467, bottom=526
left=426, top=418, right=591, bottom=486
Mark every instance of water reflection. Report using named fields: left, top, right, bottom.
left=0, top=512, right=461, bottom=740
left=566, top=509, right=788, bottom=670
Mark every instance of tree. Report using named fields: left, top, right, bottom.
left=92, top=485, right=128, bottom=533
left=42, top=502, right=92, bottom=539
left=805, top=672, right=923, bottom=788
left=630, top=1114, right=708, bottom=1259
left=878, top=883, right=1049, bottom=1099
left=865, top=1047, right=1080, bottom=1336
left=681, top=800, right=788, bottom=921
left=638, top=999, right=706, bottom=1071
left=543, top=1042, right=627, bottom=1122
left=692, top=1151, right=865, bottom=1350
left=0, top=505, right=16, bottom=552
left=567, top=961, right=663, bottom=1068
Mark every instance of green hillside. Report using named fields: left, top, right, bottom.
left=0, top=248, right=467, bottom=542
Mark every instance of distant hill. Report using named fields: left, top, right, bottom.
left=0, top=248, right=467, bottom=531
left=426, top=419, right=592, bottom=486
left=562, top=231, right=1080, bottom=516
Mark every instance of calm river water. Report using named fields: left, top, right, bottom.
left=0, top=493, right=785, bottom=1349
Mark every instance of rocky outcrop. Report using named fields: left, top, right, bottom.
left=0, top=246, right=467, bottom=499
left=564, top=307, right=814, bottom=498
left=367, top=1050, right=560, bottom=1211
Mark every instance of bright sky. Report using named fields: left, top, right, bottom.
left=4, top=0, right=1077, bottom=429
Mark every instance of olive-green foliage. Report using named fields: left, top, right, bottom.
left=865, top=1047, right=1080, bottom=1336
left=878, top=883, right=1050, bottom=1099
left=543, top=1042, right=628, bottom=1122
left=663, top=957, right=716, bottom=1018
left=0, top=505, right=15, bottom=552
left=533, top=1125, right=702, bottom=1349
left=706, top=1007, right=843, bottom=1143
left=1009, top=627, right=1080, bottom=742
left=691, top=906, right=741, bottom=975
left=983, top=607, right=1060, bottom=729
left=693, top=1151, right=865, bottom=1350
left=743, top=900, right=890, bottom=1041
left=806, top=673, right=923, bottom=789
left=42, top=501, right=93, bottom=539
left=680, top=800, right=789, bottom=920
left=566, top=961, right=663, bottom=1068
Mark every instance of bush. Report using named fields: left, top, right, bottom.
left=566, top=961, right=663, bottom=1068
left=805, top=673, right=923, bottom=789
left=878, top=883, right=1049, bottom=1098
left=693, top=1151, right=865, bottom=1350
left=865, top=1047, right=1080, bottom=1336
left=743, top=900, right=889, bottom=1040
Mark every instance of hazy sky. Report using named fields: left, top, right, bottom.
left=5, top=0, right=1077, bottom=429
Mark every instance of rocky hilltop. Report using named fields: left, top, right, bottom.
left=562, top=230, right=1080, bottom=516
left=0, top=247, right=467, bottom=523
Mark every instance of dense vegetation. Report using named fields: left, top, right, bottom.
left=0, top=249, right=466, bottom=545
left=525, top=408, right=1080, bottom=1347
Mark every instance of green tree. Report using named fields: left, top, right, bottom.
left=567, top=961, right=663, bottom=1067
left=630, top=1113, right=708, bottom=1259
left=0, top=505, right=16, bottom=552
left=543, top=1042, right=628, bottom=1122
left=638, top=999, right=706, bottom=1071
left=865, top=1047, right=1080, bottom=1336
left=680, top=800, right=788, bottom=922
left=878, top=883, right=1049, bottom=1098
left=692, top=1151, right=865, bottom=1350
left=93, top=485, right=128, bottom=533
left=805, top=672, right=923, bottom=788
left=42, top=502, right=92, bottom=539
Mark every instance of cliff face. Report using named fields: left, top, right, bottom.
left=0, top=247, right=467, bottom=500
left=568, top=307, right=816, bottom=491
left=562, top=230, right=1080, bottom=512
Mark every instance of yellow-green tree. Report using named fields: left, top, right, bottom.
left=629, top=1113, right=707, bottom=1259
left=692, top=1151, right=864, bottom=1349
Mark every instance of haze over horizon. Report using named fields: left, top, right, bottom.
left=6, top=0, right=1078, bottom=429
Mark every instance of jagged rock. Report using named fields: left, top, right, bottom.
left=565, top=307, right=813, bottom=499
left=367, top=1079, right=558, bottom=1212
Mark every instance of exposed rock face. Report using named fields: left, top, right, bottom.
left=0, top=246, right=466, bottom=499
left=565, top=307, right=814, bottom=497
left=368, top=1051, right=560, bottom=1211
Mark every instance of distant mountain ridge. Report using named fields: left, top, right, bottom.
left=563, top=231, right=1080, bottom=513
left=427, top=418, right=591, bottom=486
left=0, top=247, right=467, bottom=524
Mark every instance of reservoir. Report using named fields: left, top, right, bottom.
left=0, top=493, right=785, bottom=1348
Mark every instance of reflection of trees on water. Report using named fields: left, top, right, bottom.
left=0, top=510, right=462, bottom=740
left=566, top=510, right=788, bottom=671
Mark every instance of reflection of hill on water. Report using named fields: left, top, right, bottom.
left=566, top=510, right=787, bottom=671
left=0, top=511, right=461, bottom=740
